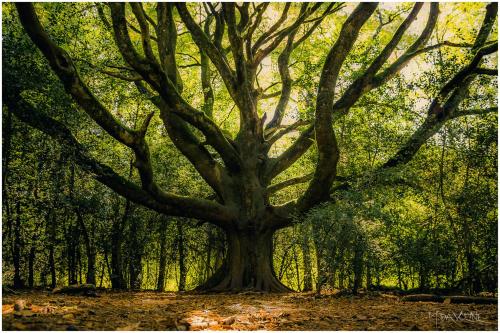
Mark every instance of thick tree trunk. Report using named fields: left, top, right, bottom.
left=200, top=228, right=291, bottom=292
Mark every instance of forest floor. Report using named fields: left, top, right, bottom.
left=2, top=289, right=497, bottom=331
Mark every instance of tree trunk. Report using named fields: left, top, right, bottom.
left=28, top=245, right=35, bottom=288
left=110, top=215, right=125, bottom=289
left=352, top=237, right=364, bottom=295
left=204, top=226, right=214, bottom=282
left=200, top=229, right=291, bottom=292
left=301, top=231, right=313, bottom=292
left=156, top=219, right=168, bottom=292
left=13, top=201, right=24, bottom=289
left=128, top=217, right=143, bottom=290
left=49, top=244, right=56, bottom=289
left=111, top=162, right=133, bottom=289
left=366, top=261, right=372, bottom=290
left=76, top=212, right=95, bottom=285
left=177, top=221, right=187, bottom=291
left=66, top=222, right=79, bottom=285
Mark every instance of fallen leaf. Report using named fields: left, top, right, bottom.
left=356, top=314, right=368, bottom=320
left=14, top=300, right=26, bottom=311
left=62, top=313, right=75, bottom=320
left=190, top=322, right=209, bottom=329
left=14, top=310, right=36, bottom=318
left=221, top=316, right=235, bottom=325
left=3, top=304, right=14, bottom=314
left=175, top=318, right=190, bottom=331
left=11, top=322, right=28, bottom=330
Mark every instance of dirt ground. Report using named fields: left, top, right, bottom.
left=2, top=290, right=497, bottom=331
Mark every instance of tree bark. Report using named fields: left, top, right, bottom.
left=352, top=239, right=364, bottom=295
left=177, top=221, right=187, bottom=291
left=128, top=218, right=143, bottom=290
left=156, top=219, right=168, bottom=292
left=110, top=216, right=125, bottom=289
left=28, top=245, right=35, bottom=288
left=76, top=212, right=96, bottom=285
left=66, top=221, right=79, bottom=285
left=200, top=228, right=291, bottom=292
left=13, top=201, right=24, bottom=289
left=300, top=230, right=313, bottom=292
left=366, top=261, right=372, bottom=290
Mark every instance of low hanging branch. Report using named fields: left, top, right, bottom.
left=5, top=91, right=235, bottom=227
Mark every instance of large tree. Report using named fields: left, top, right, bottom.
left=8, top=2, right=497, bottom=291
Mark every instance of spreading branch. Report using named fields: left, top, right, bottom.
left=382, top=3, right=498, bottom=169
left=267, top=173, right=313, bottom=195
left=298, top=2, right=378, bottom=211
left=5, top=91, right=234, bottom=227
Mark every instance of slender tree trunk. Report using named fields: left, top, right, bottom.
left=352, top=236, right=364, bottom=295
left=177, top=221, right=187, bottom=291
left=110, top=200, right=129, bottom=290
left=204, top=226, right=214, bottom=282
left=3, top=108, right=15, bottom=284
left=111, top=161, right=134, bottom=289
left=396, top=260, right=402, bottom=290
left=28, top=244, right=35, bottom=288
left=293, top=246, right=301, bottom=290
left=339, top=267, right=345, bottom=290
left=13, top=201, right=24, bottom=288
left=76, top=212, right=95, bottom=284
left=110, top=215, right=125, bottom=289
left=301, top=230, right=313, bottom=292
left=49, top=249, right=56, bottom=288
left=366, top=260, right=372, bottom=290
left=312, top=229, right=325, bottom=293
left=66, top=221, right=79, bottom=285
left=104, top=250, right=112, bottom=288
left=40, top=266, right=47, bottom=288
left=352, top=251, right=363, bottom=294
left=128, top=217, right=143, bottom=290
left=77, top=244, right=83, bottom=284
left=2, top=108, right=13, bottom=187
left=99, top=258, right=105, bottom=288
left=69, top=163, right=96, bottom=285
left=157, top=219, right=168, bottom=292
